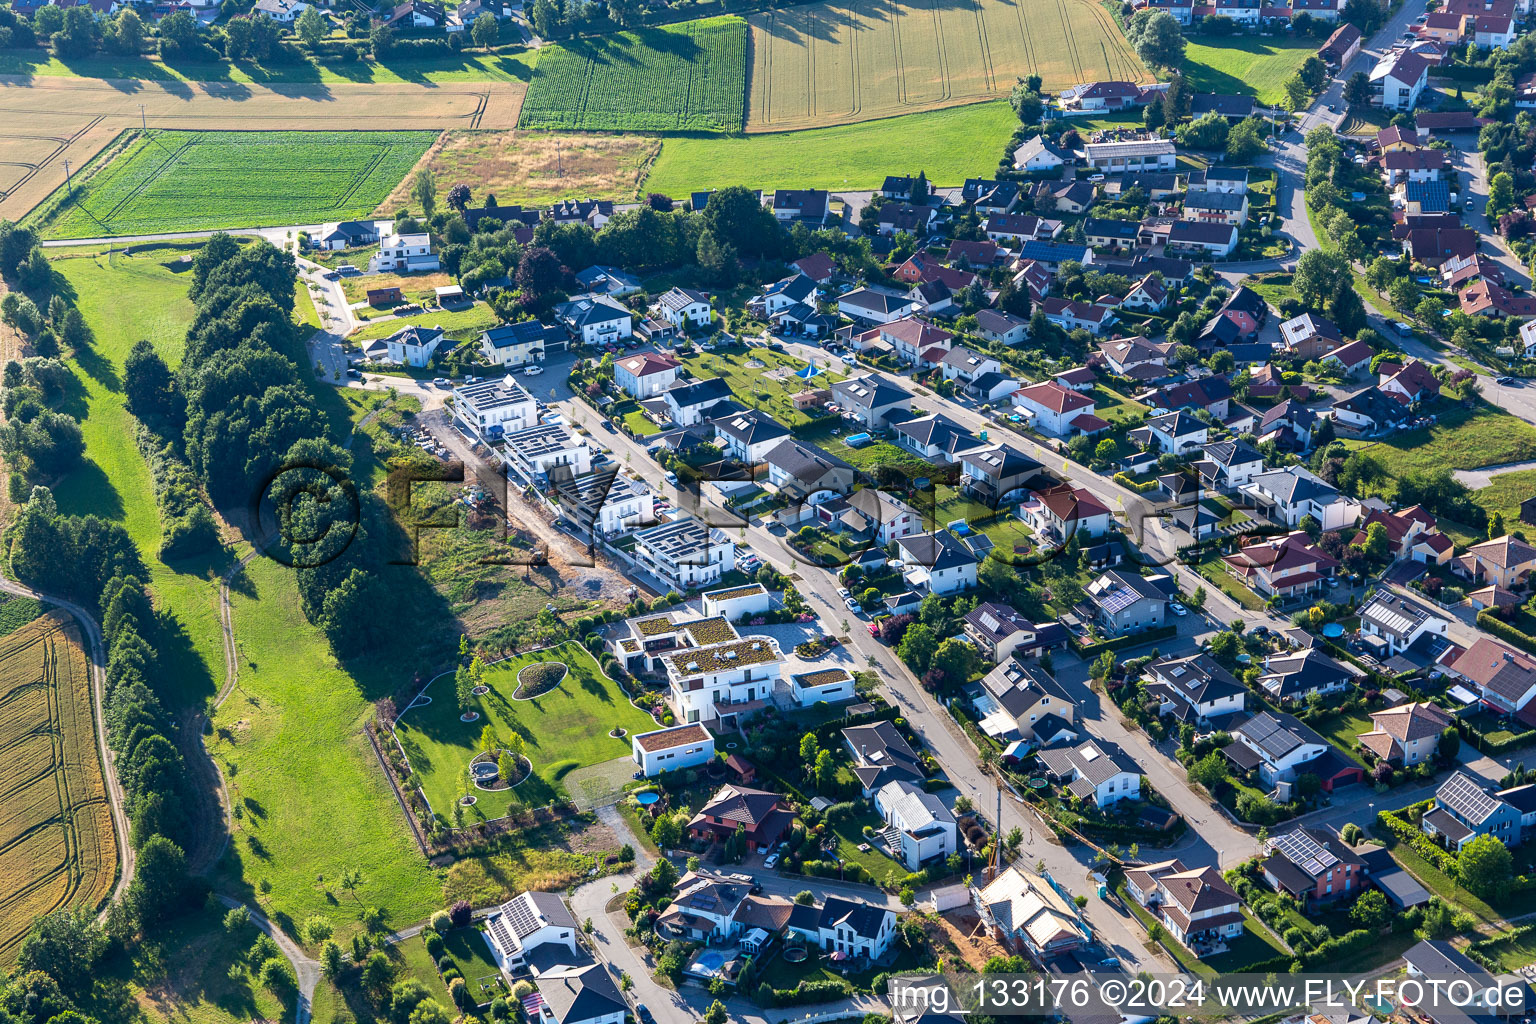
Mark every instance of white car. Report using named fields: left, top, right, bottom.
left=1170, top=602, right=1188, bottom=617
left=763, top=853, right=779, bottom=869
left=837, top=587, right=851, bottom=599
left=432, top=377, right=451, bottom=387
left=523, top=365, right=544, bottom=376
left=844, top=597, right=860, bottom=611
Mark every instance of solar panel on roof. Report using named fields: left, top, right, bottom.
left=1272, top=830, right=1337, bottom=876
left=1096, top=584, right=1141, bottom=616
left=505, top=894, right=540, bottom=936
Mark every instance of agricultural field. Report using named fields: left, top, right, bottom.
left=0, top=75, right=523, bottom=224
left=378, top=129, right=661, bottom=211
left=392, top=642, right=657, bottom=825
left=518, top=17, right=748, bottom=132
left=0, top=613, right=117, bottom=964
left=645, top=100, right=1017, bottom=192
left=746, top=0, right=1146, bottom=131
left=33, top=130, right=438, bottom=239
left=1183, top=35, right=1318, bottom=107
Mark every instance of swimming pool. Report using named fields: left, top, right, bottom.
left=636, top=792, right=660, bottom=806
left=695, top=951, right=727, bottom=972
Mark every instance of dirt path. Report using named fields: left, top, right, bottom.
left=216, top=894, right=321, bottom=1024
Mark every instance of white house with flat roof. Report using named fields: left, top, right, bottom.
left=632, top=723, right=717, bottom=776
left=634, top=518, right=736, bottom=591
left=664, top=635, right=784, bottom=726
left=455, top=374, right=539, bottom=441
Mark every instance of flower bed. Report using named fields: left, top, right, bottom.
left=515, top=662, right=569, bottom=699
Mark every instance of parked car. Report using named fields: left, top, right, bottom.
left=763, top=853, right=779, bottom=869
left=637, top=1005, right=654, bottom=1024
left=1170, top=602, right=1187, bottom=617
left=346, top=367, right=361, bottom=379
left=432, top=377, right=451, bottom=387
left=524, top=365, right=544, bottom=376
left=837, top=587, right=851, bottom=599
left=664, top=471, right=679, bottom=484
left=602, top=420, right=617, bottom=433
left=844, top=597, right=860, bottom=611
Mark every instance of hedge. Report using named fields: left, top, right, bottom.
left=1457, top=714, right=1536, bottom=756
left=1071, top=624, right=1179, bottom=657
left=1377, top=808, right=1459, bottom=874
left=1476, top=609, right=1536, bottom=656
left=1113, top=472, right=1159, bottom=494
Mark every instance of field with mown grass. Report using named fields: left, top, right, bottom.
left=352, top=302, right=499, bottom=343
left=37, top=130, right=437, bottom=239
left=1473, top=468, right=1536, bottom=526
left=646, top=102, right=1018, bottom=192
left=519, top=18, right=748, bottom=132
left=392, top=642, right=656, bottom=824
left=1342, top=401, right=1536, bottom=491
left=49, top=245, right=226, bottom=708
left=746, top=0, right=1146, bottom=131
left=1183, top=36, right=1318, bottom=107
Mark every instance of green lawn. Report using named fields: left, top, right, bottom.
left=830, top=808, right=904, bottom=884
left=1195, top=552, right=1265, bottom=611
left=210, top=557, right=445, bottom=939
left=1204, top=910, right=1290, bottom=972
left=1473, top=468, right=1536, bottom=530
left=393, top=642, right=656, bottom=823
left=519, top=17, right=747, bottom=132
left=679, top=346, right=843, bottom=427
left=1371, top=828, right=1503, bottom=927
left=49, top=245, right=225, bottom=708
left=1183, top=36, right=1320, bottom=107
left=1088, top=385, right=1148, bottom=426
left=33, top=130, right=437, bottom=239
left=1310, top=709, right=1373, bottom=767
left=1472, top=927, right=1536, bottom=970
left=352, top=302, right=499, bottom=343
left=0, top=45, right=536, bottom=86
left=645, top=101, right=1018, bottom=193
left=1343, top=401, right=1536, bottom=490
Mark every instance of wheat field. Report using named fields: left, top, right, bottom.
left=746, top=0, right=1149, bottom=131
left=0, top=612, right=116, bottom=964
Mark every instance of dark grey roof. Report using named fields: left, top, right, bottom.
left=1259, top=649, right=1350, bottom=698
left=764, top=438, right=852, bottom=482
left=666, top=376, right=734, bottom=409
left=554, top=294, right=631, bottom=328
left=536, top=963, right=626, bottom=1024
left=1191, top=93, right=1256, bottom=118
left=1234, top=710, right=1325, bottom=762
left=897, top=530, right=979, bottom=572
left=1144, top=652, right=1244, bottom=705
left=712, top=409, right=790, bottom=446
left=1403, top=939, right=1487, bottom=979
left=1359, top=847, right=1431, bottom=908
left=1084, top=217, right=1141, bottom=240
left=842, top=720, right=924, bottom=789
left=1038, top=738, right=1138, bottom=787
left=789, top=896, right=892, bottom=941
left=1437, top=771, right=1508, bottom=826
left=833, top=372, right=911, bottom=411
left=1201, top=439, right=1263, bottom=468
left=482, top=320, right=564, bottom=350
left=1185, top=191, right=1247, bottom=212
left=895, top=413, right=973, bottom=448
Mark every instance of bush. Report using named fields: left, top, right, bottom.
left=430, top=910, right=452, bottom=933
left=450, top=900, right=473, bottom=928
left=424, top=933, right=445, bottom=959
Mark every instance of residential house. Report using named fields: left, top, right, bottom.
left=1332, top=386, right=1414, bottom=434
left=1022, top=482, right=1113, bottom=543
left=897, top=530, right=979, bottom=595
left=788, top=898, right=896, bottom=960
left=1123, top=861, right=1244, bottom=957
left=634, top=518, right=736, bottom=593
left=1256, top=400, right=1320, bottom=451
left=948, top=239, right=1001, bottom=267
left=831, top=372, right=912, bottom=428
left=1460, top=280, right=1536, bottom=318
left=874, top=781, right=957, bottom=869
left=1322, top=339, right=1376, bottom=376
left=1121, top=274, right=1170, bottom=312
left=687, top=784, right=794, bottom=849
left=1012, top=136, right=1072, bottom=172
left=1194, top=439, right=1265, bottom=491
left=1383, top=149, right=1452, bottom=186
left=1018, top=240, right=1092, bottom=272
left=713, top=410, right=792, bottom=463
left=455, top=374, right=538, bottom=441
left=1319, top=21, right=1362, bottom=68
left=986, top=214, right=1060, bottom=245
left=791, top=253, right=838, bottom=285
left=1403, top=227, right=1479, bottom=265
left=1224, top=532, right=1340, bottom=603
left=653, top=871, right=752, bottom=941
left=975, top=308, right=1030, bottom=346
left=1229, top=711, right=1353, bottom=789
left=1475, top=12, right=1517, bottom=46
left=1098, top=335, right=1173, bottom=376
left=314, top=220, right=379, bottom=250
left=1167, top=221, right=1239, bottom=256
left=1060, top=80, right=1149, bottom=111
left=1195, top=166, right=1252, bottom=194
left=1011, top=381, right=1101, bottom=436
left=960, top=444, right=1042, bottom=505
left=817, top=489, right=923, bottom=546
left=771, top=189, right=831, bottom=225
left=975, top=866, right=1090, bottom=961
left=1422, top=771, right=1523, bottom=850
left=1084, top=218, right=1142, bottom=250
left=1279, top=313, right=1345, bottom=359
left=1183, top=191, right=1249, bottom=227
left=383, top=324, right=445, bottom=368
left=553, top=295, right=633, bottom=345
left=1447, top=635, right=1536, bottom=715
left=1359, top=702, right=1453, bottom=767
left=756, top=273, right=819, bottom=317
left=964, top=602, right=1065, bottom=662
left=480, top=320, right=565, bottom=368
left=843, top=720, right=925, bottom=794
left=1083, top=139, right=1177, bottom=172
left=614, top=351, right=681, bottom=398
left=253, top=0, right=306, bottom=22
left=1084, top=569, right=1167, bottom=636
left=1041, top=297, right=1117, bottom=335
left=837, top=288, right=921, bottom=325
left=631, top=723, right=716, bottom=777
left=1142, top=409, right=1208, bottom=455
left=868, top=317, right=954, bottom=364
left=663, top=376, right=734, bottom=426
left=1257, top=648, right=1352, bottom=701
left=484, top=891, right=580, bottom=972
left=549, top=199, right=613, bottom=230
left=764, top=439, right=856, bottom=503
left=370, top=232, right=439, bottom=272
left=564, top=470, right=653, bottom=539
left=1371, top=50, right=1431, bottom=109
left=1030, top=180, right=1097, bottom=215
left=791, top=667, right=855, bottom=706
left=381, top=0, right=443, bottom=27
left=1261, top=827, right=1366, bottom=904
left=1351, top=505, right=1445, bottom=563
left=1142, top=652, right=1246, bottom=727
left=574, top=265, right=641, bottom=297
left=893, top=414, right=986, bottom=464
left=1242, top=466, right=1362, bottom=530
left=1456, top=535, right=1536, bottom=588
left=1358, top=591, right=1449, bottom=657
left=1191, top=93, right=1256, bottom=120
left=975, top=659, right=1076, bottom=743
left=1145, top=376, right=1234, bottom=418
left=503, top=423, right=591, bottom=482
left=654, top=287, right=711, bottom=331
left=1038, top=738, right=1141, bottom=808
